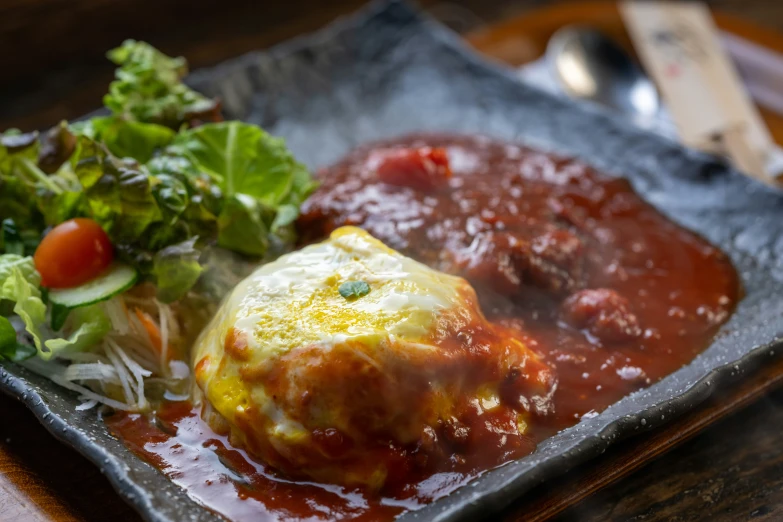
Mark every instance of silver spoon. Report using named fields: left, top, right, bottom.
left=546, top=26, right=660, bottom=118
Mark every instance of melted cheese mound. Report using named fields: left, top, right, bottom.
left=194, top=226, right=553, bottom=489
left=231, top=226, right=463, bottom=360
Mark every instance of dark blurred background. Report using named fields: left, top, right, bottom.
left=0, top=0, right=778, bottom=131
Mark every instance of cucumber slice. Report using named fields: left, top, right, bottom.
left=49, top=263, right=138, bottom=309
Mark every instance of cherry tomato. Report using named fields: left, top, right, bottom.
left=34, top=218, right=114, bottom=288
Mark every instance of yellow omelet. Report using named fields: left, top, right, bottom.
left=193, top=226, right=554, bottom=490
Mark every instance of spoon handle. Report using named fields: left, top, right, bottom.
left=620, top=1, right=774, bottom=183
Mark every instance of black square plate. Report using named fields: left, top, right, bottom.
left=2, top=1, right=782, bottom=521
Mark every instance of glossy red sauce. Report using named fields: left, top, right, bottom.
left=108, top=400, right=531, bottom=522
left=107, top=134, right=740, bottom=521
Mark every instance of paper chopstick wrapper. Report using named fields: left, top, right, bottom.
left=620, top=1, right=775, bottom=183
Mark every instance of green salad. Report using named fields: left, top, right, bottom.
left=0, top=41, right=317, bottom=410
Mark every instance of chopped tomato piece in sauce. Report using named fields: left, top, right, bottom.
left=371, top=147, right=452, bottom=191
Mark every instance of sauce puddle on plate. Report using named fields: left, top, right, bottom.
left=108, top=134, right=740, bottom=521
left=108, top=402, right=476, bottom=521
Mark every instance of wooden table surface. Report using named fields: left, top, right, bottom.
left=2, top=1, right=783, bottom=521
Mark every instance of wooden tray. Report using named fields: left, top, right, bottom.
left=465, top=3, right=783, bottom=519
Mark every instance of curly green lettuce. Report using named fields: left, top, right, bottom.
left=104, top=40, right=220, bottom=129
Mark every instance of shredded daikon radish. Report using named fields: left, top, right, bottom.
left=127, top=308, right=144, bottom=336
left=103, top=297, right=131, bottom=335
left=75, top=399, right=98, bottom=411
left=109, top=339, right=151, bottom=411
left=25, top=292, right=195, bottom=412
left=50, top=375, right=133, bottom=411
left=157, top=301, right=170, bottom=373
left=165, top=305, right=180, bottom=341
left=114, top=338, right=158, bottom=373
left=104, top=342, right=136, bottom=407
left=169, top=360, right=190, bottom=380
left=63, top=363, right=120, bottom=384
left=57, top=352, right=110, bottom=364
left=123, top=295, right=157, bottom=309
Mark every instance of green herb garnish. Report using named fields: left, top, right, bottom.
left=339, top=281, right=371, bottom=300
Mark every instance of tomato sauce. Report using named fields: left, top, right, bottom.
left=107, top=134, right=740, bottom=520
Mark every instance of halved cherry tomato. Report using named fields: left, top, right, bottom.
left=34, top=218, right=114, bottom=289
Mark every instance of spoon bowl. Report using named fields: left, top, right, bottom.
left=547, top=26, right=660, bottom=117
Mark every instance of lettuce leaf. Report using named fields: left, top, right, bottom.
left=1, top=130, right=44, bottom=234
left=1, top=219, right=25, bottom=256
left=0, top=260, right=48, bottom=358
left=0, top=130, right=38, bottom=172
left=36, top=187, right=83, bottom=227
left=73, top=116, right=175, bottom=165
left=38, top=122, right=77, bottom=174
left=0, top=257, right=46, bottom=358
left=0, top=316, right=36, bottom=362
left=173, top=122, right=298, bottom=204
left=0, top=173, right=38, bottom=232
left=0, top=316, right=14, bottom=345
left=216, top=195, right=270, bottom=256
left=104, top=40, right=220, bottom=129
left=285, top=161, right=320, bottom=208
left=1, top=130, right=65, bottom=199
left=44, top=305, right=111, bottom=354
left=152, top=237, right=203, bottom=303
left=170, top=122, right=317, bottom=255
left=272, top=162, right=319, bottom=233
left=95, top=120, right=175, bottom=164
left=72, top=137, right=162, bottom=242
left=1, top=127, right=82, bottom=255
left=0, top=255, right=41, bottom=295
left=70, top=117, right=112, bottom=141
